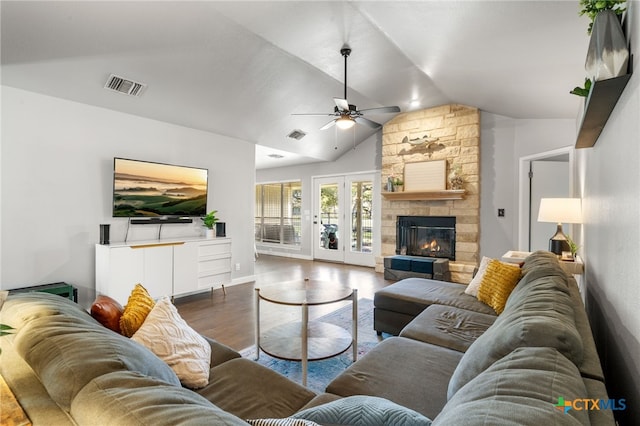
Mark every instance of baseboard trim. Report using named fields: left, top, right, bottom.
left=231, top=275, right=256, bottom=286
left=256, top=251, right=313, bottom=261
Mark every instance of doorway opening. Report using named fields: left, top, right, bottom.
left=518, top=146, right=574, bottom=251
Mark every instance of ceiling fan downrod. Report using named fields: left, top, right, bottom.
left=341, top=46, right=351, bottom=101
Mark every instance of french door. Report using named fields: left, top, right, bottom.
left=313, top=173, right=376, bottom=267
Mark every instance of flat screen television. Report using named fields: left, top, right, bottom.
left=113, top=157, right=208, bottom=218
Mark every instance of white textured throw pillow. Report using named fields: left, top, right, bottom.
left=465, top=256, right=492, bottom=297
left=132, top=296, right=211, bottom=388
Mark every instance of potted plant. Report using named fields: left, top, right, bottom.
left=392, top=178, right=404, bottom=192
left=201, top=210, right=219, bottom=238
left=566, top=235, right=581, bottom=260
left=578, top=0, right=629, bottom=86
left=579, top=0, right=626, bottom=35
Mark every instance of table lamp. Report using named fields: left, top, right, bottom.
left=537, top=198, right=582, bottom=256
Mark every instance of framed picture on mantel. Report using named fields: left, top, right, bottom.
left=403, top=160, right=446, bottom=192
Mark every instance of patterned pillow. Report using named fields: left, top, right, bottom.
left=119, top=284, right=155, bottom=337
left=247, top=420, right=320, bottom=426
left=476, top=259, right=521, bottom=314
left=131, top=296, right=211, bottom=389
left=465, top=256, right=492, bottom=297
left=292, top=395, right=432, bottom=425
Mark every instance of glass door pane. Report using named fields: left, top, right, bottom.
left=313, top=177, right=344, bottom=263
left=350, top=180, right=373, bottom=253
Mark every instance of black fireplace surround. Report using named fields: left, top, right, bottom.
left=396, top=216, right=456, bottom=260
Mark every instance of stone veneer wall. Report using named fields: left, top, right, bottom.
left=377, top=104, right=480, bottom=284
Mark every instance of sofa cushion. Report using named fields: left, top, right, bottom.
left=476, top=259, right=522, bottom=314
left=434, top=347, right=590, bottom=426
left=90, top=294, right=124, bottom=333
left=520, top=250, right=567, bottom=277
left=326, top=337, right=462, bottom=419
left=10, top=294, right=180, bottom=411
left=292, top=395, right=432, bottom=426
left=71, top=371, right=247, bottom=426
left=1, top=292, right=97, bottom=330
left=374, top=278, right=496, bottom=317
left=399, top=305, right=496, bottom=352
left=131, top=296, right=211, bottom=389
left=197, top=358, right=317, bottom=420
left=447, top=263, right=584, bottom=398
left=120, top=284, right=155, bottom=337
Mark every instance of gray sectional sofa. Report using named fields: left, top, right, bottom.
left=329, top=251, right=615, bottom=425
left=0, top=251, right=614, bottom=425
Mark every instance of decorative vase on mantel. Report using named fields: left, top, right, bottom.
left=585, top=10, right=629, bottom=82
left=448, top=168, right=464, bottom=190
left=205, top=228, right=216, bottom=239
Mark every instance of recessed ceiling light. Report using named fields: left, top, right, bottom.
left=268, top=154, right=285, bottom=159
left=410, top=99, right=420, bottom=108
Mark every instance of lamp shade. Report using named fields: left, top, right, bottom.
left=537, top=198, right=582, bottom=224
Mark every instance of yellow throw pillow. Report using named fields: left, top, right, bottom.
left=477, top=259, right=521, bottom=314
left=120, top=284, right=155, bottom=337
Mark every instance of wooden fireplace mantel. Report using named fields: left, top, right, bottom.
left=382, top=190, right=465, bottom=201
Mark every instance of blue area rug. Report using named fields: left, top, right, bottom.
left=241, top=298, right=383, bottom=393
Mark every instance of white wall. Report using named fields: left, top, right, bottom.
left=255, top=132, right=381, bottom=259
left=479, top=112, right=575, bottom=259
left=576, top=2, right=640, bottom=422
left=1, top=87, right=256, bottom=307
left=479, top=112, right=517, bottom=258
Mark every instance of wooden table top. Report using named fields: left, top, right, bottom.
left=0, top=373, right=31, bottom=426
left=257, top=279, right=353, bottom=306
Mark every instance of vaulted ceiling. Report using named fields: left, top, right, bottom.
left=1, top=1, right=590, bottom=169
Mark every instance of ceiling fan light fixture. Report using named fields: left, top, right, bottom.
left=336, top=115, right=355, bottom=129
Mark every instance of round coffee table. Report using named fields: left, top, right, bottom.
left=254, top=279, right=358, bottom=386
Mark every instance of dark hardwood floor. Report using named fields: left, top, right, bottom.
left=174, top=255, right=392, bottom=351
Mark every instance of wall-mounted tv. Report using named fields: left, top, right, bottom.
left=113, top=157, right=208, bottom=218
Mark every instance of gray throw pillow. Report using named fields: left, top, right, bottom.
left=292, top=395, right=432, bottom=426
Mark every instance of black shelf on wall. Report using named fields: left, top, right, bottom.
left=575, top=60, right=633, bottom=149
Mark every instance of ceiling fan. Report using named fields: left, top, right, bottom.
left=293, top=46, right=400, bottom=130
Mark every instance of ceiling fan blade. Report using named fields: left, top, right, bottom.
left=334, top=98, right=350, bottom=112
left=354, top=116, right=381, bottom=129
left=359, top=106, right=401, bottom=114
left=291, top=112, right=336, bottom=116
left=320, top=119, right=337, bottom=130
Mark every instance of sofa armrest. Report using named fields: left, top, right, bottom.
left=203, top=336, right=241, bottom=367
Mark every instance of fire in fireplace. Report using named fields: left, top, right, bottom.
left=396, top=216, right=456, bottom=260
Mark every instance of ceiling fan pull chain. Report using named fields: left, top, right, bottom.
left=353, top=126, right=356, bottom=150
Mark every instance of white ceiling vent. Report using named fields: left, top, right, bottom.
left=104, top=74, right=146, bottom=97
left=287, top=129, right=307, bottom=140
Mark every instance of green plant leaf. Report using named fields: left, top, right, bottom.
left=0, top=323, right=14, bottom=336
left=570, top=78, right=592, bottom=97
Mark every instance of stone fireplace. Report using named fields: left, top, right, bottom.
left=396, top=216, right=456, bottom=260
left=377, top=104, right=480, bottom=283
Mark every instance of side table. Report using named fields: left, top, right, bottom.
left=255, top=279, right=357, bottom=386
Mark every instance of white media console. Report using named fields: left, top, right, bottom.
left=95, top=237, right=231, bottom=306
